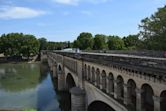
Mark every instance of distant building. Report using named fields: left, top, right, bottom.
left=61, top=48, right=80, bottom=53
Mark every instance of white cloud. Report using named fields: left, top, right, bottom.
left=52, top=0, right=110, bottom=5
left=52, top=0, right=79, bottom=5
left=0, top=6, right=46, bottom=19
left=86, top=0, right=109, bottom=4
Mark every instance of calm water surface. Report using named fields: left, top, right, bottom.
left=0, top=63, right=70, bottom=111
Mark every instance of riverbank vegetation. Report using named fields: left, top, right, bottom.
left=0, top=33, right=39, bottom=59
left=0, top=5, right=165, bottom=57
left=0, top=34, right=71, bottom=59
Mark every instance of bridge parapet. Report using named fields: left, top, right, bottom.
left=51, top=51, right=166, bottom=83
left=64, top=57, right=77, bottom=74
left=84, top=50, right=165, bottom=58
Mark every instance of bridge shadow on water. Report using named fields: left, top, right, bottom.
left=34, top=63, right=72, bottom=111
left=51, top=77, right=71, bottom=111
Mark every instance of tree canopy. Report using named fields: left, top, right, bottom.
left=0, top=33, right=39, bottom=58
left=38, top=38, right=47, bottom=51
left=139, top=5, right=166, bottom=50
left=73, top=32, right=93, bottom=50
left=107, top=36, right=125, bottom=50
left=123, top=34, right=140, bottom=50
left=93, top=34, right=107, bottom=50
left=46, top=41, right=71, bottom=50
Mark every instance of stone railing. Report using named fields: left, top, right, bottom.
left=83, top=50, right=165, bottom=58
left=53, top=51, right=166, bottom=68
left=46, top=51, right=166, bottom=83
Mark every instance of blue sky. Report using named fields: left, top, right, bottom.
left=0, top=0, right=165, bottom=42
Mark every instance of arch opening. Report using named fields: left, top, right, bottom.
left=88, top=101, right=115, bottom=111
left=66, top=73, right=76, bottom=90
left=88, top=66, right=91, bottom=81
left=91, top=67, right=95, bottom=84
left=116, top=76, right=124, bottom=100
left=101, top=70, right=106, bottom=92
left=127, top=79, right=136, bottom=109
left=160, top=90, right=166, bottom=111
left=65, top=73, right=76, bottom=111
left=96, top=68, right=100, bottom=88
left=108, top=73, right=114, bottom=95
left=84, top=64, right=87, bottom=80
left=141, top=84, right=154, bottom=111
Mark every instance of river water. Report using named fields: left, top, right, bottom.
left=0, top=63, right=70, bottom=111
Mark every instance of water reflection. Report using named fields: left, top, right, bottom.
left=0, top=63, right=70, bottom=111
left=0, top=63, right=40, bottom=92
left=52, top=78, right=71, bottom=111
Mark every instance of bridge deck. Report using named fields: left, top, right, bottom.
left=80, top=52, right=166, bottom=60
left=50, top=51, right=166, bottom=80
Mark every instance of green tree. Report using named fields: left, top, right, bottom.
left=0, top=33, right=39, bottom=59
left=38, top=38, right=47, bottom=51
left=139, top=5, right=166, bottom=50
left=46, top=41, right=69, bottom=50
left=73, top=32, right=93, bottom=50
left=123, top=34, right=140, bottom=50
left=67, top=41, right=71, bottom=48
left=21, top=34, right=39, bottom=59
left=46, top=42, right=56, bottom=50
left=73, top=40, right=79, bottom=48
left=93, top=34, right=107, bottom=50
left=107, top=36, right=125, bottom=50
left=0, top=33, right=23, bottom=56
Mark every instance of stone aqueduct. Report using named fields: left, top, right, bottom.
left=41, top=51, right=166, bottom=111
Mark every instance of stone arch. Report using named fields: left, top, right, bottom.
left=88, top=101, right=115, bottom=111
left=116, top=75, right=124, bottom=100
left=91, top=67, right=95, bottom=84
left=108, top=72, right=114, bottom=95
left=84, top=64, right=87, bottom=80
left=160, top=90, right=166, bottom=111
left=141, top=84, right=154, bottom=111
left=66, top=73, right=76, bottom=90
left=65, top=73, right=76, bottom=111
left=96, top=68, right=100, bottom=88
left=88, top=65, right=91, bottom=81
left=101, top=70, right=106, bottom=92
left=127, top=79, right=136, bottom=109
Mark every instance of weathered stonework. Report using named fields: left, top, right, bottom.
left=44, top=51, right=166, bottom=111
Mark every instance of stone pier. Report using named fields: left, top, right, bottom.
left=70, top=87, right=86, bottom=111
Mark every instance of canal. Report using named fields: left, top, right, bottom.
left=0, top=63, right=70, bottom=111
